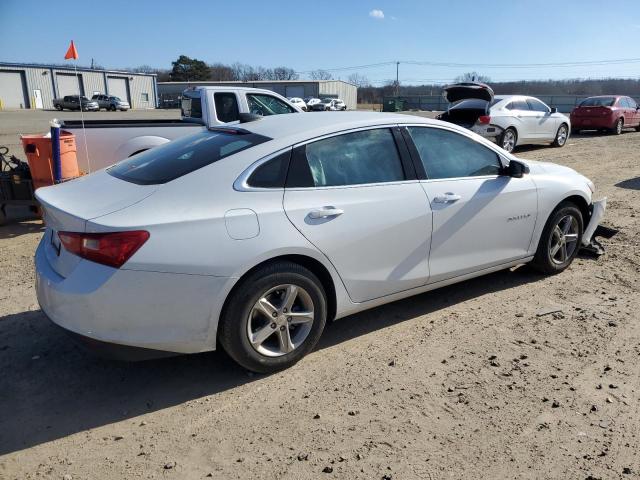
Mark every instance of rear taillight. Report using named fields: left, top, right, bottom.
left=478, top=115, right=491, bottom=124
left=58, top=230, right=150, bottom=268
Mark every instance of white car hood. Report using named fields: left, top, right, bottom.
left=518, top=159, right=577, bottom=176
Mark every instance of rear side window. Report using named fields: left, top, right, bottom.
left=247, top=94, right=295, bottom=116
left=287, top=129, right=405, bottom=188
left=407, top=127, right=502, bottom=179
left=511, top=100, right=530, bottom=111
left=247, top=150, right=291, bottom=188
left=627, top=97, right=638, bottom=109
left=214, top=92, right=240, bottom=123
left=108, top=130, right=270, bottom=185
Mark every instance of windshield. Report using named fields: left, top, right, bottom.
left=108, top=130, right=271, bottom=185
left=579, top=97, right=616, bottom=107
left=111, top=96, right=121, bottom=101
left=80, top=96, right=90, bottom=101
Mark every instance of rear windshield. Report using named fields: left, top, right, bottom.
left=450, top=99, right=489, bottom=110
left=579, top=97, right=616, bottom=107
left=108, top=130, right=271, bottom=185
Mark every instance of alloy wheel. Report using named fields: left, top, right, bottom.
left=556, top=125, right=568, bottom=146
left=502, top=130, right=516, bottom=152
left=548, top=215, right=579, bottom=265
left=247, top=284, right=315, bottom=357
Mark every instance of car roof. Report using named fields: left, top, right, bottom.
left=232, top=111, right=439, bottom=145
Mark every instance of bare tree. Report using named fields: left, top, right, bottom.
left=208, top=63, right=237, bottom=81
left=454, top=71, right=491, bottom=83
left=347, top=73, right=371, bottom=88
left=309, top=69, right=333, bottom=80
left=272, top=67, right=299, bottom=81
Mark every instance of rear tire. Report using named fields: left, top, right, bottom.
left=531, top=202, right=583, bottom=275
left=55, top=104, right=62, bottom=111
left=499, top=128, right=517, bottom=153
left=612, top=118, right=623, bottom=135
left=552, top=123, right=569, bottom=147
left=218, top=261, right=327, bottom=373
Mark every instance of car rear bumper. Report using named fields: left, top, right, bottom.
left=35, top=239, right=231, bottom=355
left=570, top=117, right=614, bottom=129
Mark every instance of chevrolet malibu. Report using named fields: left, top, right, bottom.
left=35, top=112, right=605, bottom=373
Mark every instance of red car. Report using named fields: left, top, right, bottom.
left=570, top=95, right=640, bottom=135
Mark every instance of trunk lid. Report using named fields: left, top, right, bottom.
left=35, top=170, right=158, bottom=277
left=571, top=106, right=612, bottom=118
left=443, top=82, right=494, bottom=103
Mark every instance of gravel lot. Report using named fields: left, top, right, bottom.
left=1, top=111, right=639, bottom=479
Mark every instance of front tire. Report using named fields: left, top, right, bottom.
left=218, top=261, right=327, bottom=373
left=531, top=202, right=583, bottom=274
left=552, top=124, right=569, bottom=147
left=55, top=104, right=63, bottom=111
left=499, top=128, right=517, bottom=153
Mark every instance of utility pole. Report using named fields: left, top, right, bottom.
left=396, top=61, right=400, bottom=97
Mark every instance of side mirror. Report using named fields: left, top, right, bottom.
left=550, top=107, right=558, bottom=114
left=507, top=160, right=528, bottom=178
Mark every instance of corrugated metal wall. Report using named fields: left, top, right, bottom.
left=0, top=64, right=156, bottom=110
left=318, top=81, right=357, bottom=110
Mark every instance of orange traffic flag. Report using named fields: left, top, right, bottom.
left=64, top=40, right=79, bottom=60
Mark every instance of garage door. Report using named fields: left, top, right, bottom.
left=107, top=77, right=129, bottom=103
left=57, top=73, right=83, bottom=97
left=0, top=71, right=27, bottom=109
left=285, top=86, right=305, bottom=98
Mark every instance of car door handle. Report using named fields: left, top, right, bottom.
left=433, top=193, right=462, bottom=204
left=308, top=207, right=344, bottom=219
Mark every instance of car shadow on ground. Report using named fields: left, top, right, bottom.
left=614, top=177, right=640, bottom=191
left=0, top=263, right=550, bottom=456
left=0, top=219, right=44, bottom=240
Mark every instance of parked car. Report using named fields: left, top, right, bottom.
left=53, top=95, right=99, bottom=112
left=57, top=86, right=300, bottom=172
left=35, top=111, right=605, bottom=372
left=570, top=96, right=640, bottom=135
left=304, top=97, right=321, bottom=109
left=91, top=94, right=130, bottom=111
left=288, top=97, right=307, bottom=111
left=437, top=83, right=571, bottom=153
left=330, top=99, right=347, bottom=111
left=311, top=98, right=334, bottom=111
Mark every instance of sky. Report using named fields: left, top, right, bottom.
left=1, top=0, right=640, bottom=85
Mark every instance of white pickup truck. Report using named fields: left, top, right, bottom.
left=61, top=86, right=302, bottom=172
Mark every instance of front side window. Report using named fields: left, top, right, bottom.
left=289, top=129, right=405, bottom=188
left=247, top=94, right=295, bottom=116
left=407, top=127, right=502, bottom=180
left=527, top=98, right=550, bottom=113
left=108, top=130, right=270, bottom=185
left=214, top=92, right=240, bottom=123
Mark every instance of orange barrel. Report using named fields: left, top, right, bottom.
left=21, top=131, right=80, bottom=190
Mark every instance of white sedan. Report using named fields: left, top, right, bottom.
left=35, top=112, right=605, bottom=372
left=287, top=97, right=307, bottom=111
left=438, top=83, right=571, bottom=153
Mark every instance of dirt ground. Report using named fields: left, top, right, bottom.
left=1, top=114, right=639, bottom=479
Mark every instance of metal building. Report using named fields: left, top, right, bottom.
left=0, top=62, right=158, bottom=110
left=158, top=80, right=358, bottom=110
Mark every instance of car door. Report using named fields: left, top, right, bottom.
left=527, top=98, right=556, bottom=139
left=403, top=125, right=538, bottom=283
left=283, top=127, right=432, bottom=302
left=506, top=99, right=538, bottom=141
left=628, top=97, right=640, bottom=125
